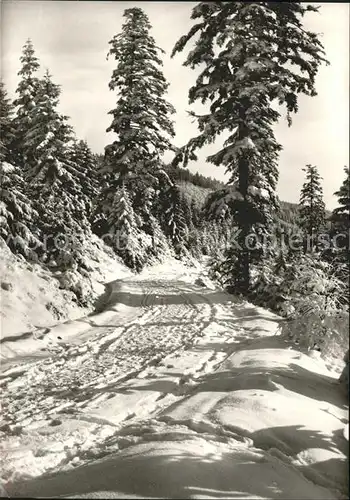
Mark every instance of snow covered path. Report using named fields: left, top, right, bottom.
left=1, top=260, right=348, bottom=499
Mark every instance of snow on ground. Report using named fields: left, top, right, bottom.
left=0, top=235, right=131, bottom=358
left=1, top=258, right=348, bottom=499
left=0, top=240, right=82, bottom=339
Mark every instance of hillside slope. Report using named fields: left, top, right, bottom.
left=0, top=236, right=131, bottom=340
left=177, top=179, right=303, bottom=225
left=178, top=181, right=212, bottom=209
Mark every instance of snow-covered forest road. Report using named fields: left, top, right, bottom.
left=1, top=260, right=348, bottom=499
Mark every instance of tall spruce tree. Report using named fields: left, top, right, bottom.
left=102, top=186, right=143, bottom=269
left=299, top=164, right=326, bottom=251
left=0, top=80, right=42, bottom=260
left=13, top=39, right=40, bottom=168
left=161, top=184, right=188, bottom=251
left=104, top=7, right=175, bottom=182
left=0, top=162, right=42, bottom=259
left=96, top=7, right=177, bottom=265
left=23, top=70, right=92, bottom=268
left=330, top=167, right=350, bottom=286
left=0, top=82, right=16, bottom=164
left=332, top=167, right=350, bottom=238
left=172, top=2, right=328, bottom=293
left=24, top=70, right=73, bottom=184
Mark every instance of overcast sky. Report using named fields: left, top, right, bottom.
left=1, top=1, right=349, bottom=208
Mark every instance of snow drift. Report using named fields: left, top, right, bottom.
left=1, top=260, right=347, bottom=499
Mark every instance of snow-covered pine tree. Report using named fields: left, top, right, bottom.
left=329, top=166, right=350, bottom=289
left=68, top=138, right=99, bottom=217
left=172, top=2, right=328, bottom=293
left=159, top=184, right=188, bottom=252
left=0, top=162, right=41, bottom=259
left=203, top=187, right=239, bottom=223
left=12, top=39, right=40, bottom=169
left=96, top=7, right=176, bottom=266
left=104, top=7, right=175, bottom=182
left=298, top=164, right=326, bottom=251
left=0, top=80, right=42, bottom=259
left=23, top=70, right=92, bottom=269
left=0, top=81, right=16, bottom=164
left=99, top=184, right=146, bottom=269
left=331, top=167, right=350, bottom=241
left=24, top=70, right=73, bottom=184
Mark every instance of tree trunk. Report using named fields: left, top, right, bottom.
left=236, top=156, right=250, bottom=293
left=235, top=104, right=250, bottom=294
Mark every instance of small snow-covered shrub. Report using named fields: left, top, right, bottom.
left=281, top=303, right=348, bottom=353
left=252, top=253, right=349, bottom=355
left=195, top=276, right=216, bottom=290
left=279, top=256, right=347, bottom=350
left=56, top=269, right=94, bottom=307
left=208, top=252, right=232, bottom=286
left=113, top=229, right=155, bottom=271
left=250, top=254, right=289, bottom=311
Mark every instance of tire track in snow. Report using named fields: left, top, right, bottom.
left=1, top=279, right=218, bottom=428
left=76, top=285, right=209, bottom=407
left=1, top=271, right=277, bottom=486
left=95, top=283, right=200, bottom=357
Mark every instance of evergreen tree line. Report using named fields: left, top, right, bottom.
left=168, top=165, right=225, bottom=191
left=1, top=5, right=348, bottom=329
left=0, top=46, right=98, bottom=275
left=0, top=22, right=226, bottom=277
left=291, top=162, right=348, bottom=294
left=251, top=163, right=349, bottom=353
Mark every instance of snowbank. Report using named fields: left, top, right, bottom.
left=0, top=235, right=131, bottom=360
left=6, top=437, right=342, bottom=499
left=2, top=264, right=347, bottom=499
left=0, top=240, right=83, bottom=339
